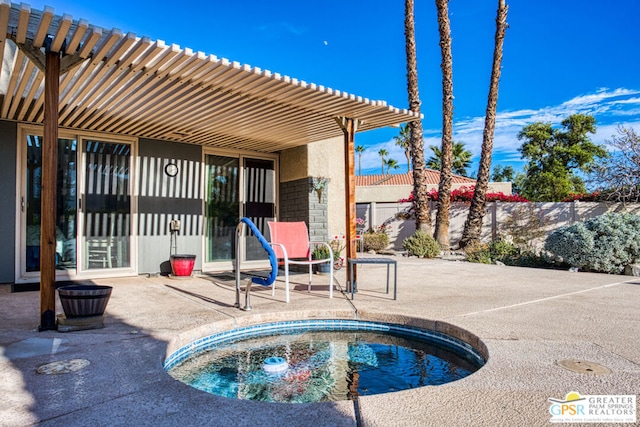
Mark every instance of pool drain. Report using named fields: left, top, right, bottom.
left=36, top=359, right=90, bottom=375
left=557, top=359, right=611, bottom=375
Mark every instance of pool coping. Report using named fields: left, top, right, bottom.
left=164, top=310, right=489, bottom=370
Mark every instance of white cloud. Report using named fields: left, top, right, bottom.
left=360, top=87, right=640, bottom=174
left=440, top=88, right=640, bottom=171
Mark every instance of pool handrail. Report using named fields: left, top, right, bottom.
left=235, top=217, right=278, bottom=310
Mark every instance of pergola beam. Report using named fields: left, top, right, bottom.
left=39, top=46, right=60, bottom=331
left=336, top=116, right=359, bottom=291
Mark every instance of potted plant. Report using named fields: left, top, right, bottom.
left=312, top=246, right=332, bottom=274
left=312, top=177, right=329, bottom=202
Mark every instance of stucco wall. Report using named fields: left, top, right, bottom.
left=279, top=136, right=347, bottom=238
left=279, top=145, right=308, bottom=183
left=0, top=121, right=17, bottom=283
left=306, top=136, right=346, bottom=237
left=356, top=185, right=420, bottom=203
left=356, top=181, right=513, bottom=203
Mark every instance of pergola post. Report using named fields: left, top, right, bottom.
left=337, top=117, right=359, bottom=291
left=39, top=46, right=60, bottom=331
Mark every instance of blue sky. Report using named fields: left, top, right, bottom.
left=29, top=0, right=640, bottom=176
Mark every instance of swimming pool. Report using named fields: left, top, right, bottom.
left=164, top=319, right=487, bottom=403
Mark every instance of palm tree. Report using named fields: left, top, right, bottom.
left=427, top=142, right=472, bottom=176
left=393, top=124, right=412, bottom=173
left=378, top=148, right=389, bottom=174
left=434, top=0, right=454, bottom=249
left=356, top=145, right=365, bottom=175
left=405, top=0, right=431, bottom=234
left=460, top=0, right=509, bottom=249
left=385, top=158, right=400, bottom=174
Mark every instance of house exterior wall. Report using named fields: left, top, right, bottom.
left=279, top=136, right=346, bottom=241
left=137, top=139, right=203, bottom=274
left=278, top=177, right=328, bottom=241
left=4, top=118, right=338, bottom=282
left=307, top=136, right=346, bottom=237
left=279, top=145, right=308, bottom=183
left=0, top=121, right=17, bottom=283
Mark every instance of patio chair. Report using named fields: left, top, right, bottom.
left=267, top=221, right=334, bottom=303
left=86, top=215, right=116, bottom=269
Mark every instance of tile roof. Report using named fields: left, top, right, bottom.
left=355, top=171, right=476, bottom=186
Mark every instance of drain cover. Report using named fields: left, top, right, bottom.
left=36, top=359, right=90, bottom=375
left=557, top=359, right=611, bottom=375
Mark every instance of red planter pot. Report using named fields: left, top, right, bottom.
left=170, top=254, right=196, bottom=276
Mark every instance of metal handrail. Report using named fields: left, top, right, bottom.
left=235, top=218, right=278, bottom=310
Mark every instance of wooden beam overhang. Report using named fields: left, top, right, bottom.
left=336, top=116, right=360, bottom=290
left=0, top=1, right=422, bottom=328
left=0, top=2, right=421, bottom=153
left=38, top=45, right=59, bottom=331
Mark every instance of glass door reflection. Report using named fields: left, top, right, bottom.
left=24, top=135, right=77, bottom=272
left=81, top=140, right=131, bottom=270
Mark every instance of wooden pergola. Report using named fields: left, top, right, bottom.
left=0, top=2, right=420, bottom=330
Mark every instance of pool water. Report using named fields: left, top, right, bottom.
left=167, top=330, right=482, bottom=403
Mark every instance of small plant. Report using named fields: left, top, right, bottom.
left=402, top=231, right=440, bottom=258
left=488, top=238, right=519, bottom=263
left=464, top=237, right=554, bottom=268
left=328, top=239, right=345, bottom=260
left=312, top=245, right=331, bottom=260
left=363, top=231, right=390, bottom=252
left=464, top=243, right=492, bottom=264
left=312, top=177, right=329, bottom=202
left=544, top=212, right=640, bottom=273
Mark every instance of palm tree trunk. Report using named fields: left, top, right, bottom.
left=405, top=0, right=431, bottom=234
left=460, top=0, right=508, bottom=248
left=434, top=0, right=454, bottom=250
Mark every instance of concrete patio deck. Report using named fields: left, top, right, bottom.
left=1, top=256, right=638, bottom=426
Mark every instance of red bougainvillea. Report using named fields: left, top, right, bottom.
left=562, top=191, right=600, bottom=202
left=399, top=186, right=529, bottom=203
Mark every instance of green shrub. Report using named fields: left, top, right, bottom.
left=544, top=212, right=640, bottom=273
left=489, top=239, right=518, bottom=259
left=363, top=232, right=390, bottom=252
left=465, top=239, right=535, bottom=266
left=402, top=231, right=440, bottom=258
left=464, top=243, right=492, bottom=264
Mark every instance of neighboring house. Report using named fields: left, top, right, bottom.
left=0, top=3, right=417, bottom=287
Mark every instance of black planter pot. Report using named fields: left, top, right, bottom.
left=58, top=285, right=113, bottom=318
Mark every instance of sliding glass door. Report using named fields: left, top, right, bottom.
left=23, top=135, right=77, bottom=273
left=80, top=140, right=132, bottom=270
left=243, top=158, right=275, bottom=261
left=204, top=153, right=276, bottom=267
left=204, top=155, right=239, bottom=263
left=20, top=130, right=134, bottom=279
